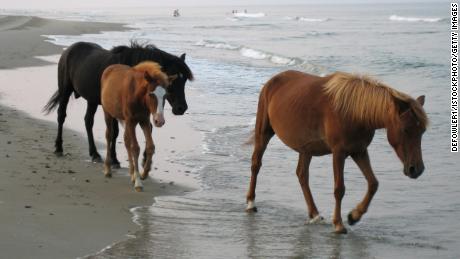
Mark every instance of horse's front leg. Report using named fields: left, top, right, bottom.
left=110, top=122, right=121, bottom=169
left=124, top=123, right=134, bottom=183
left=85, top=102, right=102, bottom=162
left=127, top=122, right=143, bottom=192
left=140, top=121, right=155, bottom=180
left=348, top=150, right=379, bottom=225
left=332, top=151, right=347, bottom=234
left=103, top=113, right=115, bottom=177
left=296, top=153, right=322, bottom=223
left=141, top=122, right=153, bottom=168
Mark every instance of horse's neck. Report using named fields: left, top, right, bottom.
left=117, top=51, right=163, bottom=67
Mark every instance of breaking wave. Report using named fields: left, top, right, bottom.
left=389, top=15, right=444, bottom=23
left=194, top=40, right=298, bottom=66
left=285, top=16, right=329, bottom=22
left=233, top=12, right=266, bottom=18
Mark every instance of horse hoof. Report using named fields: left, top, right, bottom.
left=92, top=157, right=103, bottom=163
left=245, top=207, right=258, bottom=213
left=347, top=211, right=360, bottom=226
left=134, top=186, right=143, bottom=192
left=104, top=173, right=112, bottom=178
left=140, top=174, right=148, bottom=180
left=334, top=226, right=348, bottom=234
left=307, top=215, right=324, bottom=224
left=54, top=151, right=63, bottom=157
left=111, top=163, right=121, bottom=169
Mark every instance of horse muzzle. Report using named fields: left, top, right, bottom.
left=404, top=164, right=425, bottom=179
left=172, top=104, right=187, bottom=115
left=153, top=113, right=165, bottom=127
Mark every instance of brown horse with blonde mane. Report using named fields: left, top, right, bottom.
left=246, top=70, right=427, bottom=234
left=101, top=61, right=176, bottom=191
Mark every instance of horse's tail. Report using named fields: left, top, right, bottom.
left=42, top=90, right=60, bottom=114
left=244, top=129, right=255, bottom=145
left=246, top=84, right=273, bottom=146
left=43, top=52, right=72, bottom=114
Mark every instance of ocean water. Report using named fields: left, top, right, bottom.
left=4, top=3, right=459, bottom=258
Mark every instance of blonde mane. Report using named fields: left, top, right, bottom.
left=324, top=72, right=428, bottom=128
left=133, top=61, right=169, bottom=87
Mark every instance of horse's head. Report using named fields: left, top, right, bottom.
left=112, top=41, right=193, bottom=116
left=144, top=71, right=175, bottom=128
left=164, top=53, right=194, bottom=115
left=387, top=95, right=427, bottom=179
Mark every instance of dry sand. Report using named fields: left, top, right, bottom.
left=0, top=15, right=197, bottom=258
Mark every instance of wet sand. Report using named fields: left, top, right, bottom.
left=0, top=105, right=188, bottom=259
left=0, top=15, right=193, bottom=259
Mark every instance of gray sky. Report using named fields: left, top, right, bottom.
left=0, top=0, right=449, bottom=9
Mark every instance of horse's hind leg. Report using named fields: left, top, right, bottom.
left=348, top=150, right=379, bottom=226
left=140, top=121, right=155, bottom=180
left=85, top=102, right=102, bottom=162
left=296, top=153, right=323, bottom=223
left=110, top=122, right=121, bottom=168
left=246, top=90, right=274, bottom=212
left=54, top=87, right=73, bottom=156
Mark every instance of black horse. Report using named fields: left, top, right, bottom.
left=43, top=41, right=194, bottom=167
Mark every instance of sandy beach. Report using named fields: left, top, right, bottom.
left=0, top=15, right=195, bottom=259
left=0, top=15, right=127, bottom=69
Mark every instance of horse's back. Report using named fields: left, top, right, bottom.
left=60, top=42, right=113, bottom=103
left=261, top=70, right=332, bottom=153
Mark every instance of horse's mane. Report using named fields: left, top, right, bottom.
left=133, top=61, right=169, bottom=87
left=111, top=40, right=194, bottom=80
left=324, top=72, right=428, bottom=128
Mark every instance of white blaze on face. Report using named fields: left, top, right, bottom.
left=150, top=86, right=167, bottom=127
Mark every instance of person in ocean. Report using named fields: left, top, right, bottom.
left=173, top=9, right=180, bottom=17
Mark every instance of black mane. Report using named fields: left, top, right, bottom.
left=110, top=41, right=194, bottom=80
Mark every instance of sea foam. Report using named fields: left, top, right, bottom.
left=285, top=16, right=329, bottom=22
left=233, top=12, right=266, bottom=18
left=194, top=40, right=298, bottom=66
left=240, top=48, right=268, bottom=60
left=194, top=39, right=239, bottom=50
left=389, top=15, right=443, bottom=23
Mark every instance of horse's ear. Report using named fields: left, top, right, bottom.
left=416, top=95, right=425, bottom=106
left=168, top=74, right=178, bottom=83
left=144, top=71, right=154, bottom=83
left=180, top=53, right=186, bottom=61
left=395, top=98, right=411, bottom=115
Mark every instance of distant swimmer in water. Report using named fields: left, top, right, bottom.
left=173, top=9, right=180, bottom=17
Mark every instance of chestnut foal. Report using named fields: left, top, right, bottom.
left=101, top=61, right=175, bottom=191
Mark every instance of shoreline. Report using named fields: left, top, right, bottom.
left=0, top=15, right=127, bottom=69
left=0, top=15, right=198, bottom=258
left=0, top=104, right=192, bottom=259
